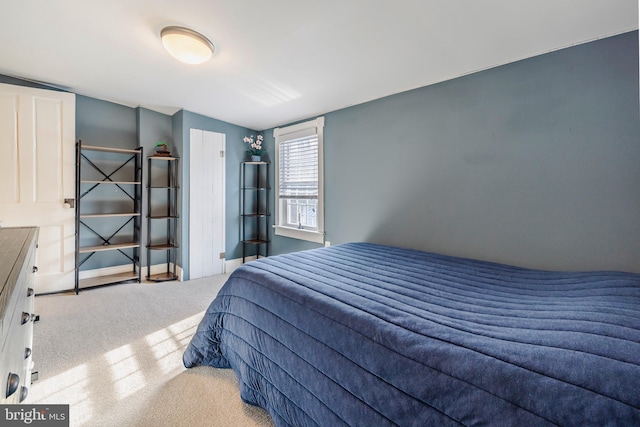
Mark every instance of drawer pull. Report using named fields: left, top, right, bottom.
left=32, top=266, right=38, bottom=273
left=6, top=373, right=19, bottom=398
left=21, top=312, right=31, bottom=325
left=19, top=386, right=28, bottom=402
left=24, top=347, right=32, bottom=359
left=27, top=288, right=35, bottom=297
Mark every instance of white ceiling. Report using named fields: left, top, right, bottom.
left=0, top=1, right=637, bottom=130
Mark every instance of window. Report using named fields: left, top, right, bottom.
left=274, top=117, right=324, bottom=243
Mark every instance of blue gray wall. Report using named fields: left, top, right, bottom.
left=267, top=31, right=640, bottom=273
left=72, top=104, right=252, bottom=276
left=2, top=30, right=638, bottom=274
left=75, top=96, right=140, bottom=270
left=136, top=107, right=174, bottom=269
left=77, top=95, right=138, bottom=149
left=0, top=76, right=252, bottom=275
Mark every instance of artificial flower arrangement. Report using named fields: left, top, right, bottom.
left=243, top=134, right=265, bottom=158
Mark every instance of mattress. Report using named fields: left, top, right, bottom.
left=183, top=242, right=640, bottom=426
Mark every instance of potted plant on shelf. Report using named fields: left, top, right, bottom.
left=243, top=135, right=265, bottom=161
left=155, top=141, right=170, bottom=156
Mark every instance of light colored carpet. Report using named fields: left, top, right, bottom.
left=27, top=275, right=274, bottom=427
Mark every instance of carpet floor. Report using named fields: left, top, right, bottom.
left=27, top=275, right=274, bottom=427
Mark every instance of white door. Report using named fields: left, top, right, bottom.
left=0, top=83, right=76, bottom=294
left=189, top=129, right=225, bottom=279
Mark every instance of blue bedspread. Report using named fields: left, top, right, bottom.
left=183, top=243, right=640, bottom=426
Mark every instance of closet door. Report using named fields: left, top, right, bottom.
left=0, top=83, right=76, bottom=294
left=189, top=129, right=225, bottom=279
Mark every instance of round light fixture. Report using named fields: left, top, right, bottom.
left=161, top=26, right=214, bottom=65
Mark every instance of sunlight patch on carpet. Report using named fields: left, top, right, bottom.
left=27, top=363, right=94, bottom=424
left=144, top=313, right=202, bottom=374
left=105, top=344, right=146, bottom=400
left=28, top=311, right=206, bottom=426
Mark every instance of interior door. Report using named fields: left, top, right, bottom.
left=189, top=129, right=225, bottom=279
left=0, top=83, right=76, bottom=294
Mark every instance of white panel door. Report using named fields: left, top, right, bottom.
left=0, top=83, right=76, bottom=294
left=189, top=129, right=225, bottom=279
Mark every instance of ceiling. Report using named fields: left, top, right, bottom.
left=0, top=1, right=637, bottom=131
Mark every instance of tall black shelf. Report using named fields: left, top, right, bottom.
left=146, top=156, right=179, bottom=282
left=241, top=161, right=270, bottom=263
left=74, top=141, right=143, bottom=294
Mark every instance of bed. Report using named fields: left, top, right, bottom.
left=183, top=242, right=640, bottom=426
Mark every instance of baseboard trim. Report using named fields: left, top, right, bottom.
left=225, top=256, right=256, bottom=274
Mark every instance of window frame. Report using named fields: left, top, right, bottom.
left=273, top=117, right=325, bottom=243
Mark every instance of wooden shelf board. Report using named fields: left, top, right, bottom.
left=81, top=213, right=140, bottom=218
left=78, top=272, right=139, bottom=288
left=242, top=239, right=270, bottom=245
left=79, top=242, right=140, bottom=253
left=148, top=156, right=179, bottom=161
left=147, top=244, right=178, bottom=250
left=148, top=215, right=179, bottom=219
left=82, top=145, right=141, bottom=154
left=81, top=180, right=142, bottom=185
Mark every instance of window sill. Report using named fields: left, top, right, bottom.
left=273, top=225, right=324, bottom=244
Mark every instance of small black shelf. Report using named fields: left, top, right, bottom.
left=146, top=156, right=179, bottom=282
left=241, top=162, right=270, bottom=263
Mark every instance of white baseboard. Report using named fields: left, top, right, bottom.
left=224, top=256, right=256, bottom=274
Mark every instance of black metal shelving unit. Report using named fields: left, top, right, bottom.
left=74, top=141, right=143, bottom=294
left=240, top=161, right=270, bottom=263
left=146, top=155, right=179, bottom=282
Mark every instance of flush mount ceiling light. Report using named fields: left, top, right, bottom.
left=161, top=26, right=214, bottom=65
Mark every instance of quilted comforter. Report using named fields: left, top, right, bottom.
left=183, top=242, right=640, bottom=426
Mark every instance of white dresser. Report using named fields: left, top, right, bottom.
left=0, top=227, right=38, bottom=403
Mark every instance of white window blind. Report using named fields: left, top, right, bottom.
left=279, top=135, right=318, bottom=201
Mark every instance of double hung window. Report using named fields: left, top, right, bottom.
left=273, top=117, right=324, bottom=243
